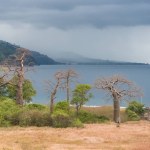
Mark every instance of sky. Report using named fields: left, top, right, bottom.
left=0, top=0, right=150, bottom=63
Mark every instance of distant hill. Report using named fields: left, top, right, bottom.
left=0, top=40, right=58, bottom=65
left=0, top=40, right=148, bottom=66
left=53, top=51, right=148, bottom=65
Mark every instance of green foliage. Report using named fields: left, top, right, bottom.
left=51, top=110, right=71, bottom=128
left=126, top=101, right=144, bottom=116
left=126, top=101, right=144, bottom=121
left=71, top=84, right=92, bottom=115
left=22, top=80, right=36, bottom=103
left=26, top=103, right=47, bottom=111
left=71, top=118, right=84, bottom=128
left=54, top=101, right=69, bottom=113
left=18, top=110, right=52, bottom=127
left=0, top=99, right=52, bottom=127
left=7, top=77, right=36, bottom=103
left=78, top=110, right=109, bottom=123
left=126, top=110, right=140, bottom=121
left=0, top=99, right=20, bottom=127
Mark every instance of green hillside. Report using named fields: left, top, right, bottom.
left=0, top=40, right=58, bottom=65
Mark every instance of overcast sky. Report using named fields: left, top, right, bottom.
left=0, top=0, right=150, bottom=63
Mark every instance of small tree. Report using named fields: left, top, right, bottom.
left=126, top=101, right=144, bottom=120
left=6, top=77, right=36, bottom=104
left=95, top=75, right=142, bottom=125
left=71, top=84, right=92, bottom=116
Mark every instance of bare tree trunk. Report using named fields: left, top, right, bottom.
left=50, top=93, right=54, bottom=114
left=16, top=58, right=24, bottom=106
left=76, top=105, right=79, bottom=116
left=16, top=73, right=24, bottom=106
left=113, top=98, right=120, bottom=124
left=50, top=79, right=60, bottom=114
left=66, top=77, right=70, bottom=103
left=14, top=49, right=28, bottom=106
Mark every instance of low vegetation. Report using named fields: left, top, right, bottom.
left=0, top=97, right=147, bottom=128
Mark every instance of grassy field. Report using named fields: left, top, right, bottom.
left=0, top=121, right=150, bottom=150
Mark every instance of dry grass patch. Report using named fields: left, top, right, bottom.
left=0, top=121, right=150, bottom=150
left=81, top=106, right=127, bottom=122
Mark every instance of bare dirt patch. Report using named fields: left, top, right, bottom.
left=0, top=121, right=150, bottom=150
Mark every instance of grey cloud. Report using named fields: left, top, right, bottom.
left=0, top=0, right=150, bottom=29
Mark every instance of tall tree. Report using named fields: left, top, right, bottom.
left=95, top=75, right=142, bottom=125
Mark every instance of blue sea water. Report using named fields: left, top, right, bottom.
left=26, top=65, right=150, bottom=107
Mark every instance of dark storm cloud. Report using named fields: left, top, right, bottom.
left=0, top=0, right=150, bottom=28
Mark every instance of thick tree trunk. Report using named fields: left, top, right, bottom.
left=16, top=53, right=25, bottom=106
left=16, top=74, right=24, bottom=106
left=113, top=98, right=120, bottom=123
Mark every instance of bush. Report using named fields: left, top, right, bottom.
left=52, top=110, right=71, bottom=128
left=96, top=115, right=110, bottom=123
left=0, top=99, right=20, bottom=127
left=18, top=109, right=52, bottom=127
left=126, top=101, right=144, bottom=121
left=126, top=109, right=140, bottom=121
left=71, top=118, right=84, bottom=128
left=26, top=103, right=47, bottom=111
left=126, top=101, right=144, bottom=116
left=78, top=110, right=109, bottom=123
left=54, top=101, right=69, bottom=113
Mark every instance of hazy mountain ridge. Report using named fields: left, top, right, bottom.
left=0, top=40, right=148, bottom=65
left=53, top=51, right=148, bottom=65
left=0, top=40, right=58, bottom=65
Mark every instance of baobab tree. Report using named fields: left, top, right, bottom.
left=63, top=69, right=78, bottom=103
left=95, top=75, right=142, bottom=125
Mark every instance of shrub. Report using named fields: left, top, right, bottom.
left=26, top=103, right=47, bottom=111
left=126, top=101, right=144, bottom=121
left=126, top=101, right=144, bottom=116
left=126, top=109, right=140, bottom=121
left=54, top=101, right=69, bottom=113
left=71, top=118, right=84, bottom=128
left=18, top=109, right=52, bottom=127
left=0, top=99, right=20, bottom=127
left=52, top=110, right=71, bottom=128
left=78, top=110, right=109, bottom=123
left=96, top=115, right=110, bottom=123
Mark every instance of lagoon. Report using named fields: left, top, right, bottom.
left=26, top=65, right=150, bottom=107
